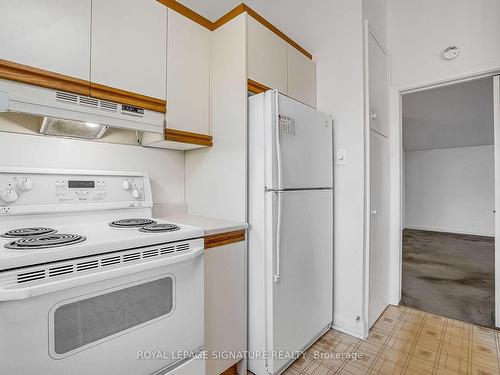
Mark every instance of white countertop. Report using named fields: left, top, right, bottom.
left=157, top=214, right=248, bottom=236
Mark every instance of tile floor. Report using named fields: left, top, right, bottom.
left=269, top=305, right=500, bottom=375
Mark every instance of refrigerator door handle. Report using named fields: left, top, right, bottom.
left=274, top=90, right=282, bottom=283
left=274, top=190, right=282, bottom=283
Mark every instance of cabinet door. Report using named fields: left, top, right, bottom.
left=91, top=0, right=167, bottom=100
left=166, top=9, right=210, bottom=135
left=368, top=33, right=389, bottom=136
left=205, top=241, right=246, bottom=375
left=0, top=0, right=91, bottom=80
left=247, top=16, right=287, bottom=93
left=287, top=46, right=317, bottom=107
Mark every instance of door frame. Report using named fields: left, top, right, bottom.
left=390, top=68, right=500, bottom=327
left=494, top=75, right=500, bottom=326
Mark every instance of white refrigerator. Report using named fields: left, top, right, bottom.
left=248, top=91, right=333, bottom=375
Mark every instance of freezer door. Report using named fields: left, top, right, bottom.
left=265, top=189, right=333, bottom=374
left=265, top=92, right=333, bottom=190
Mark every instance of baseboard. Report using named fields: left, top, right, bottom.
left=332, top=314, right=366, bottom=340
left=403, top=225, right=494, bottom=238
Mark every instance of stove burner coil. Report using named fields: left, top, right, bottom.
left=1, top=227, right=57, bottom=238
left=139, top=224, right=181, bottom=233
left=5, top=234, right=86, bottom=250
left=109, top=218, right=157, bottom=228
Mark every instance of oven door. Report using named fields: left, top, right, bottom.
left=0, top=240, right=204, bottom=375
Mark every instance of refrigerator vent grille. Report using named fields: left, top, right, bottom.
left=279, top=115, right=296, bottom=136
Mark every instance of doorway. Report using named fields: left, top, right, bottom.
left=400, top=77, right=496, bottom=327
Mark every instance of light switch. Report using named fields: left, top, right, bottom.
left=336, top=149, right=347, bottom=165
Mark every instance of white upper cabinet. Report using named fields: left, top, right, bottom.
left=166, top=9, right=210, bottom=135
left=247, top=16, right=287, bottom=93
left=287, top=46, right=317, bottom=108
left=91, top=0, right=167, bottom=99
left=0, top=0, right=91, bottom=80
left=368, top=33, right=389, bottom=137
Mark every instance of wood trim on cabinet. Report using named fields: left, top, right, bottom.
left=165, top=128, right=213, bottom=147
left=212, top=3, right=246, bottom=29
left=247, top=79, right=271, bottom=94
left=0, top=59, right=90, bottom=96
left=156, top=0, right=213, bottom=30
left=156, top=1, right=313, bottom=59
left=90, top=83, right=166, bottom=113
left=204, top=230, right=246, bottom=249
left=220, top=364, right=238, bottom=375
left=213, top=4, right=313, bottom=59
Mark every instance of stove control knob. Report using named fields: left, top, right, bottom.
left=2, top=189, right=18, bottom=203
left=131, top=188, right=141, bottom=199
left=121, top=180, right=131, bottom=191
left=18, top=177, right=33, bottom=191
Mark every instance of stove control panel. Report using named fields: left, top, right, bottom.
left=0, top=169, right=152, bottom=214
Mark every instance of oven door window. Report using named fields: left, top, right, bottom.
left=49, top=275, right=175, bottom=358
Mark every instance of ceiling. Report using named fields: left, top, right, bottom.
left=402, top=78, right=494, bottom=151
left=177, top=0, right=336, bottom=56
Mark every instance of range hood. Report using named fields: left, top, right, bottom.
left=0, top=80, right=165, bottom=136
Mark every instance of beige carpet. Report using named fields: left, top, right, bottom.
left=401, top=229, right=495, bottom=328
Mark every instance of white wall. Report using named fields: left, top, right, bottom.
left=185, top=13, right=247, bottom=222
left=388, top=0, right=500, bottom=89
left=0, top=120, right=185, bottom=204
left=316, top=0, right=366, bottom=338
left=388, top=0, right=500, bottom=306
left=405, top=145, right=494, bottom=236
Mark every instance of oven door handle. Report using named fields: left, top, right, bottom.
left=0, top=246, right=204, bottom=301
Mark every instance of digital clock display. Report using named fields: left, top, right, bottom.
left=68, top=180, right=95, bottom=189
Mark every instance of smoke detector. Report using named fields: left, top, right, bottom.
left=443, top=46, right=459, bottom=60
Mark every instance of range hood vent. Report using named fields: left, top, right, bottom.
left=0, top=81, right=165, bottom=135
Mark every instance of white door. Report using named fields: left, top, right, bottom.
left=287, top=46, right=317, bottom=108
left=0, top=0, right=91, bottom=80
left=91, top=0, right=167, bottom=99
left=266, top=93, right=333, bottom=190
left=166, top=9, right=210, bottom=135
left=369, top=130, right=391, bottom=327
left=247, top=16, right=288, bottom=93
left=494, top=75, right=500, bottom=327
left=265, top=189, right=332, bottom=374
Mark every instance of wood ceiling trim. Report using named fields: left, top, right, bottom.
left=156, top=0, right=213, bottom=30
left=213, top=3, right=313, bottom=59
left=157, top=1, right=313, bottom=59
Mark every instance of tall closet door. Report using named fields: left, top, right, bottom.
left=368, top=33, right=389, bottom=137
left=368, top=29, right=391, bottom=328
left=369, top=130, right=391, bottom=327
